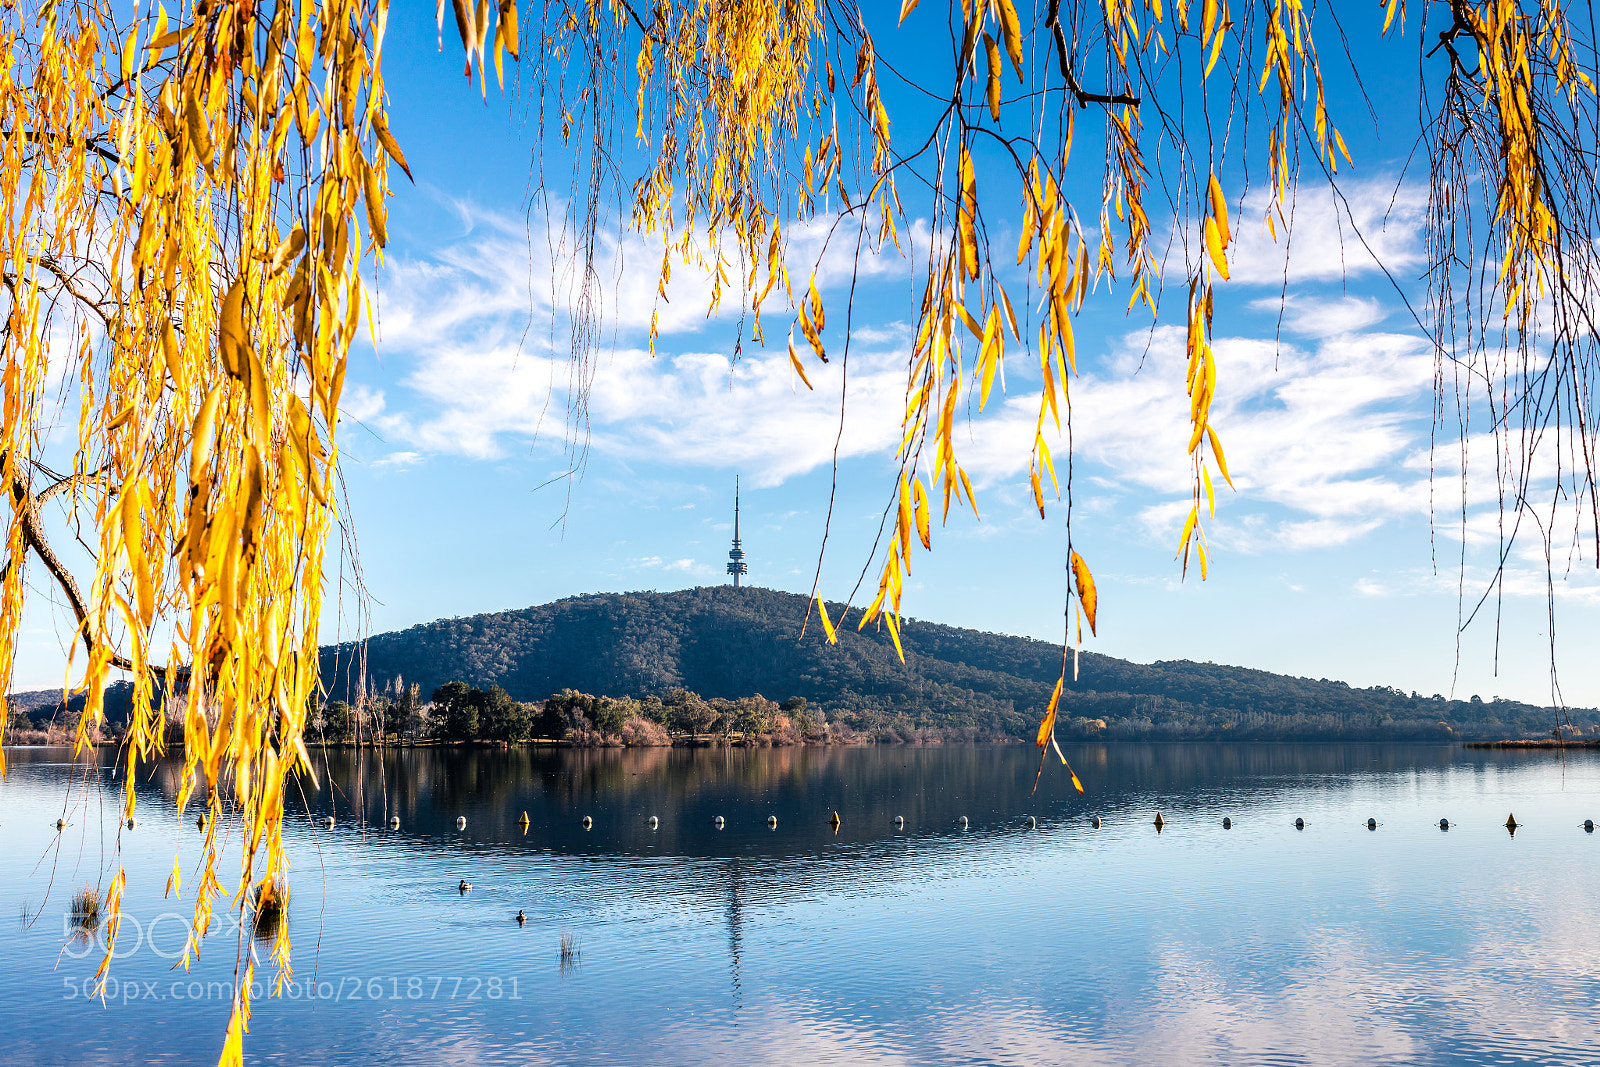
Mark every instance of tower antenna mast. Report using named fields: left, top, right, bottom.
left=726, top=477, right=748, bottom=587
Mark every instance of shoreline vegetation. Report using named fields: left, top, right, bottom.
left=1462, top=739, right=1600, bottom=749
left=4, top=677, right=1594, bottom=750
left=5, top=684, right=1019, bottom=750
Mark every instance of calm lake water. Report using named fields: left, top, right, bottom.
left=3, top=742, right=1599, bottom=1066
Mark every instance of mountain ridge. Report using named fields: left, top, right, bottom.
left=318, top=586, right=1589, bottom=741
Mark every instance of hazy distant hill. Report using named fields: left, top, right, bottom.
left=7, top=681, right=144, bottom=725
left=319, top=587, right=1586, bottom=741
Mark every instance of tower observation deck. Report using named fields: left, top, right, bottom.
left=727, top=477, right=748, bottom=586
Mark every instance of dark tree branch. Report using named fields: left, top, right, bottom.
left=10, top=471, right=190, bottom=678
left=1046, top=8, right=1140, bottom=108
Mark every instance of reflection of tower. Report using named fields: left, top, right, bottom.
left=726, top=477, right=748, bottom=587
left=726, top=858, right=744, bottom=1019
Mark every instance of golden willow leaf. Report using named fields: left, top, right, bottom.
left=815, top=597, right=839, bottom=643
left=1035, top=676, right=1064, bottom=746
left=958, top=145, right=980, bottom=279
left=997, top=0, right=1025, bottom=79
left=913, top=477, right=932, bottom=549
left=1204, top=217, right=1229, bottom=279
left=1070, top=550, right=1098, bottom=635
left=1207, top=171, right=1230, bottom=247
left=787, top=332, right=814, bottom=389
left=985, top=33, right=1003, bottom=120
left=1207, top=426, right=1235, bottom=488
left=373, top=114, right=414, bottom=182
left=499, top=0, right=521, bottom=60
left=900, top=0, right=921, bottom=25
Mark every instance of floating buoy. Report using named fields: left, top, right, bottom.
left=766, top=815, right=778, bottom=828
left=125, top=817, right=136, bottom=830
left=959, top=816, right=969, bottom=829
left=894, top=815, right=905, bottom=828
left=516, top=910, right=526, bottom=925
left=1367, top=818, right=1377, bottom=830
left=1026, top=816, right=1037, bottom=829
left=648, top=816, right=659, bottom=829
left=323, top=815, right=335, bottom=829
left=713, top=815, right=725, bottom=828
left=1090, top=816, right=1102, bottom=829
left=1153, top=812, right=1165, bottom=831
left=1584, top=819, right=1595, bottom=833
left=581, top=816, right=593, bottom=830
left=458, top=879, right=472, bottom=893
left=830, top=810, right=841, bottom=826
left=389, top=816, right=400, bottom=830
left=518, top=811, right=530, bottom=826
left=1222, top=817, right=1232, bottom=829
left=1439, top=818, right=1450, bottom=831
left=1505, top=813, right=1519, bottom=833
left=196, top=814, right=207, bottom=830
left=55, top=818, right=65, bottom=831
left=456, top=816, right=467, bottom=830
left=1294, top=818, right=1305, bottom=830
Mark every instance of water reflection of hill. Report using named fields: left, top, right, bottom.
left=6, top=742, right=1581, bottom=865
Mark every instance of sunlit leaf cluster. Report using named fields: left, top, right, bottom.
left=0, top=0, right=401, bottom=1059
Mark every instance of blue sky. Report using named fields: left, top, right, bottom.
left=16, top=5, right=1599, bottom=707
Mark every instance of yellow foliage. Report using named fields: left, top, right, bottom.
left=0, top=0, right=414, bottom=1058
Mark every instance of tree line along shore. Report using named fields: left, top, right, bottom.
left=6, top=676, right=1593, bottom=749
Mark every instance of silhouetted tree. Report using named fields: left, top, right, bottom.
left=432, top=682, right=477, bottom=742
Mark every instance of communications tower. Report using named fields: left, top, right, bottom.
left=726, top=477, right=748, bottom=586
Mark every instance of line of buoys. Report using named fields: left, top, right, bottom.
left=456, top=816, right=467, bottom=830
left=469, top=808, right=1600, bottom=839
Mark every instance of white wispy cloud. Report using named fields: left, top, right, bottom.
left=349, top=183, right=1483, bottom=561
left=1225, top=177, right=1427, bottom=287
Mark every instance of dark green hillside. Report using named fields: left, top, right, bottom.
left=319, top=586, right=1589, bottom=741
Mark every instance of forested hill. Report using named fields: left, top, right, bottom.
left=318, top=587, right=1587, bottom=741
